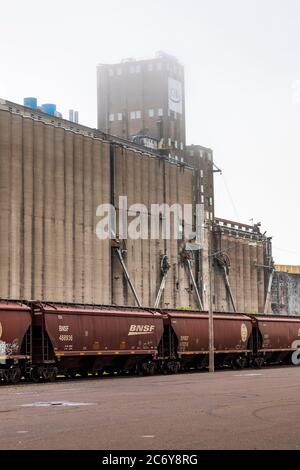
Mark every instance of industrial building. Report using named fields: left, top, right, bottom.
left=0, top=98, right=194, bottom=308
left=0, top=52, right=288, bottom=314
left=271, top=265, right=300, bottom=315
left=0, top=95, right=274, bottom=314
left=97, top=52, right=186, bottom=161
left=0, top=100, right=111, bottom=304
left=97, top=53, right=274, bottom=314
left=211, top=219, right=273, bottom=313
left=185, top=144, right=215, bottom=221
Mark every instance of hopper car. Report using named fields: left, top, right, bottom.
left=0, top=300, right=299, bottom=384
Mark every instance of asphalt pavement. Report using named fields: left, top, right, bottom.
left=0, top=367, right=299, bottom=450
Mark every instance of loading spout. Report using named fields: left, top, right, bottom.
left=186, top=258, right=204, bottom=311
left=264, top=268, right=274, bottom=314
left=154, top=255, right=170, bottom=308
left=114, top=247, right=142, bottom=308
left=222, top=265, right=237, bottom=313
left=215, top=252, right=236, bottom=313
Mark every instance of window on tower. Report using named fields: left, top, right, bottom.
left=130, top=111, right=141, bottom=120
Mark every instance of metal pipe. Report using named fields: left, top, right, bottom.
left=115, top=248, right=142, bottom=307
left=223, top=266, right=237, bottom=313
left=154, top=255, right=170, bottom=308
left=186, top=258, right=204, bottom=310
left=154, top=274, right=168, bottom=308
left=208, top=236, right=214, bottom=372
left=264, top=268, right=274, bottom=314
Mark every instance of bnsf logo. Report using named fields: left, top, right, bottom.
left=128, top=325, right=155, bottom=336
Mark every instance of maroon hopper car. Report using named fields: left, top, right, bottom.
left=31, top=303, right=164, bottom=379
left=251, top=314, right=300, bottom=364
left=0, top=301, right=32, bottom=383
left=161, top=311, right=253, bottom=369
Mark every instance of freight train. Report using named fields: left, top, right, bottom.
left=0, top=300, right=300, bottom=384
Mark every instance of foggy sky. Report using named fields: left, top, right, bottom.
left=1, top=0, right=299, bottom=264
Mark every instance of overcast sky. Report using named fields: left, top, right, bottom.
left=1, top=0, right=299, bottom=264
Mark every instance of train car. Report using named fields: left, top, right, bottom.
left=29, top=303, right=164, bottom=381
left=250, top=314, right=300, bottom=366
left=159, top=310, right=253, bottom=370
left=0, top=301, right=32, bottom=383
left=2, top=299, right=300, bottom=384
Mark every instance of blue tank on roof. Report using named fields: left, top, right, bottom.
left=41, top=103, right=56, bottom=116
left=24, top=97, right=37, bottom=109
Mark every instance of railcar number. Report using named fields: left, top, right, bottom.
left=59, top=334, right=73, bottom=342
left=58, top=325, right=72, bottom=341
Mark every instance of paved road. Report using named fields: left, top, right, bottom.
left=0, top=367, right=300, bottom=450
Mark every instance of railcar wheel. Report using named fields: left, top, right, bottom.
left=30, top=367, right=41, bottom=383
left=254, top=357, right=264, bottom=368
left=141, top=361, right=156, bottom=375
left=235, top=357, right=247, bottom=369
left=48, top=368, right=57, bottom=382
left=9, top=367, right=21, bottom=384
left=147, top=363, right=156, bottom=376
left=241, top=358, right=247, bottom=368
left=42, top=368, right=50, bottom=381
left=2, top=370, right=9, bottom=383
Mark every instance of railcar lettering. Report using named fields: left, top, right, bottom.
left=59, top=334, right=73, bottom=342
left=128, top=325, right=155, bottom=335
left=180, top=336, right=189, bottom=341
left=241, top=323, right=248, bottom=342
left=59, top=325, right=69, bottom=332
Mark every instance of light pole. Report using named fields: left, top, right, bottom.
left=207, top=221, right=215, bottom=372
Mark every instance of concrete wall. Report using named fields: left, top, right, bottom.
left=272, top=272, right=300, bottom=315
left=211, top=224, right=269, bottom=313
left=113, top=145, right=196, bottom=308
left=0, top=101, right=272, bottom=313
left=0, top=108, right=111, bottom=304
left=0, top=106, right=196, bottom=308
left=185, top=145, right=214, bottom=221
